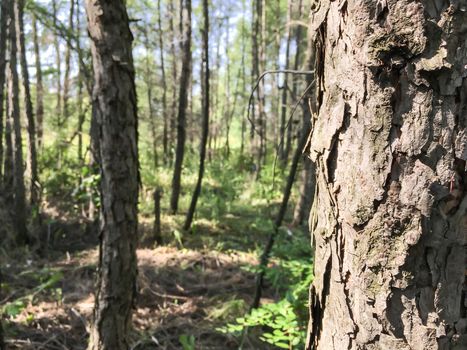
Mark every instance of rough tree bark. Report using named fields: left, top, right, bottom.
left=184, top=0, right=209, bottom=231
left=170, top=0, right=191, bottom=215
left=85, top=0, right=139, bottom=349
left=15, top=0, right=39, bottom=207
left=306, top=1, right=467, bottom=349
left=7, top=0, right=28, bottom=244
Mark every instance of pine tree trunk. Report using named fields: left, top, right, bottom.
left=184, top=0, right=209, bottom=231
left=285, top=0, right=303, bottom=162
left=170, top=0, right=191, bottom=215
left=250, top=0, right=260, bottom=159
left=7, top=0, right=28, bottom=244
left=3, top=90, right=13, bottom=191
left=157, top=0, right=168, bottom=164
left=143, top=28, right=158, bottom=169
left=279, top=0, right=293, bottom=164
left=168, top=0, right=178, bottom=165
left=76, top=0, right=85, bottom=163
left=15, top=0, right=39, bottom=207
left=85, top=0, right=139, bottom=348
left=32, top=14, right=44, bottom=150
left=306, top=2, right=467, bottom=349
left=52, top=0, right=62, bottom=124
left=62, top=0, right=75, bottom=124
left=0, top=0, right=9, bottom=185
left=292, top=158, right=314, bottom=226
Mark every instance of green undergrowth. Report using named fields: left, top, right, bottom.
left=35, top=144, right=313, bottom=348
left=218, top=230, right=313, bottom=349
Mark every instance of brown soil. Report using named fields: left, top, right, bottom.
left=1, top=219, right=276, bottom=350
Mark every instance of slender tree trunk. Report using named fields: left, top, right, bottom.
left=170, top=0, right=191, bottom=215
left=251, top=0, right=265, bottom=175
left=223, top=18, right=231, bottom=156
left=279, top=0, right=292, bottom=164
left=184, top=0, right=209, bottom=231
left=292, top=158, right=314, bottom=226
left=285, top=0, right=302, bottom=162
left=157, top=0, right=168, bottom=164
left=62, top=0, right=75, bottom=124
left=76, top=0, right=85, bottom=163
left=306, top=2, right=467, bottom=349
left=85, top=0, right=139, bottom=348
left=15, top=0, right=39, bottom=207
left=211, top=22, right=222, bottom=159
left=253, top=111, right=312, bottom=308
left=153, top=188, right=162, bottom=245
left=7, top=0, right=28, bottom=244
left=143, top=29, right=158, bottom=169
left=3, top=93, right=13, bottom=192
left=259, top=0, right=266, bottom=165
left=0, top=0, right=9, bottom=184
left=32, top=14, right=44, bottom=150
left=240, top=0, right=247, bottom=156
left=52, top=0, right=62, bottom=124
left=168, top=0, right=178, bottom=165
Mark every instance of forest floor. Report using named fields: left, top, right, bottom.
left=1, top=156, right=312, bottom=349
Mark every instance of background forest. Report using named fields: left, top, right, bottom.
left=0, top=0, right=316, bottom=349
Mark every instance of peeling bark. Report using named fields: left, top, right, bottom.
left=306, top=1, right=467, bottom=349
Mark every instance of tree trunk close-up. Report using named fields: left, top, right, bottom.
left=306, top=1, right=467, bottom=349
left=85, top=0, right=139, bottom=349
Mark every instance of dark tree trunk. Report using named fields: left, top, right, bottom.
left=251, top=0, right=266, bottom=175
left=15, top=0, right=39, bottom=207
left=157, top=0, right=168, bottom=164
left=142, top=28, right=158, bottom=169
left=62, top=0, right=75, bottom=124
left=306, top=2, right=467, bottom=349
left=76, top=0, right=85, bottom=163
left=32, top=14, right=44, bottom=150
left=7, top=0, right=28, bottom=244
left=85, top=0, right=139, bottom=348
left=52, top=0, right=62, bottom=124
left=292, top=158, right=315, bottom=226
left=253, top=112, right=312, bottom=308
left=285, top=0, right=303, bottom=162
left=0, top=0, right=9, bottom=184
left=279, top=0, right=292, bottom=164
left=168, top=0, right=178, bottom=165
left=153, top=188, right=162, bottom=245
left=3, top=94, right=13, bottom=192
left=240, top=0, right=247, bottom=156
left=184, top=0, right=209, bottom=231
left=170, top=0, right=191, bottom=215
